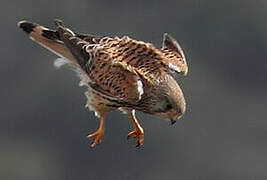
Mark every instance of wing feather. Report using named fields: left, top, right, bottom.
left=87, top=49, right=143, bottom=103
left=55, top=24, right=143, bottom=103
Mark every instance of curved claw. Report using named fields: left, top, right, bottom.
left=87, top=115, right=105, bottom=147
left=87, top=129, right=104, bottom=147
left=127, top=127, right=144, bottom=147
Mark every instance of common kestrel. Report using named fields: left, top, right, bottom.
left=18, top=19, right=188, bottom=147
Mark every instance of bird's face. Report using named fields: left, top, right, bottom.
left=152, top=74, right=186, bottom=124
left=154, top=99, right=185, bottom=124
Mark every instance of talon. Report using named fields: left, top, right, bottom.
left=127, top=127, right=144, bottom=147
left=86, top=114, right=105, bottom=147
left=87, top=129, right=104, bottom=147
left=123, top=109, right=145, bottom=147
left=87, top=131, right=98, bottom=138
left=127, top=130, right=137, bottom=138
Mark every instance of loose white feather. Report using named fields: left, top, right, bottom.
left=85, top=90, right=99, bottom=117
left=54, top=57, right=71, bottom=68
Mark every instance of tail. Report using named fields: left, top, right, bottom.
left=17, top=20, right=79, bottom=66
left=17, top=19, right=101, bottom=68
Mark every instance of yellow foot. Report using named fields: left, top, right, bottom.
left=87, top=129, right=104, bottom=147
left=127, top=127, right=144, bottom=147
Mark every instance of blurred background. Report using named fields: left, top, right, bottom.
left=1, top=0, right=267, bottom=179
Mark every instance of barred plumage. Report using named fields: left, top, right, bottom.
left=18, top=19, right=188, bottom=147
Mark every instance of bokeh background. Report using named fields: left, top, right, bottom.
left=1, top=0, right=267, bottom=179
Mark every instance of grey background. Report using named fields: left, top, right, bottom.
left=1, top=0, right=267, bottom=179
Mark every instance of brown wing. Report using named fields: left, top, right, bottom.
left=98, top=36, right=168, bottom=82
left=161, top=33, right=188, bottom=76
left=54, top=23, right=143, bottom=104
left=86, top=49, right=143, bottom=103
left=19, top=20, right=142, bottom=104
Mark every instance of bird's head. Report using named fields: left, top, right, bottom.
left=152, top=74, right=186, bottom=124
left=161, top=33, right=188, bottom=76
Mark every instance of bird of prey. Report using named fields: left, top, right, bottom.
left=18, top=19, right=188, bottom=147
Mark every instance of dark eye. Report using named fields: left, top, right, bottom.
left=166, top=104, right=173, bottom=110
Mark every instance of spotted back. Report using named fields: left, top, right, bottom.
left=98, top=36, right=168, bottom=82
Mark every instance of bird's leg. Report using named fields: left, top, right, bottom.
left=87, top=114, right=106, bottom=147
left=126, top=109, right=144, bottom=147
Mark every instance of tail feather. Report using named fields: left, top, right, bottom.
left=18, top=20, right=102, bottom=68
left=18, top=20, right=79, bottom=66
left=17, top=20, right=37, bottom=34
left=52, top=19, right=101, bottom=43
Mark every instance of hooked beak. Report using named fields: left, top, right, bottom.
left=170, top=118, right=177, bottom=125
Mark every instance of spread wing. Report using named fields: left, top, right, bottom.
left=54, top=20, right=144, bottom=104
left=98, top=36, right=169, bottom=82
left=161, top=33, right=188, bottom=76
left=18, top=19, right=143, bottom=104
left=87, top=55, right=144, bottom=103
